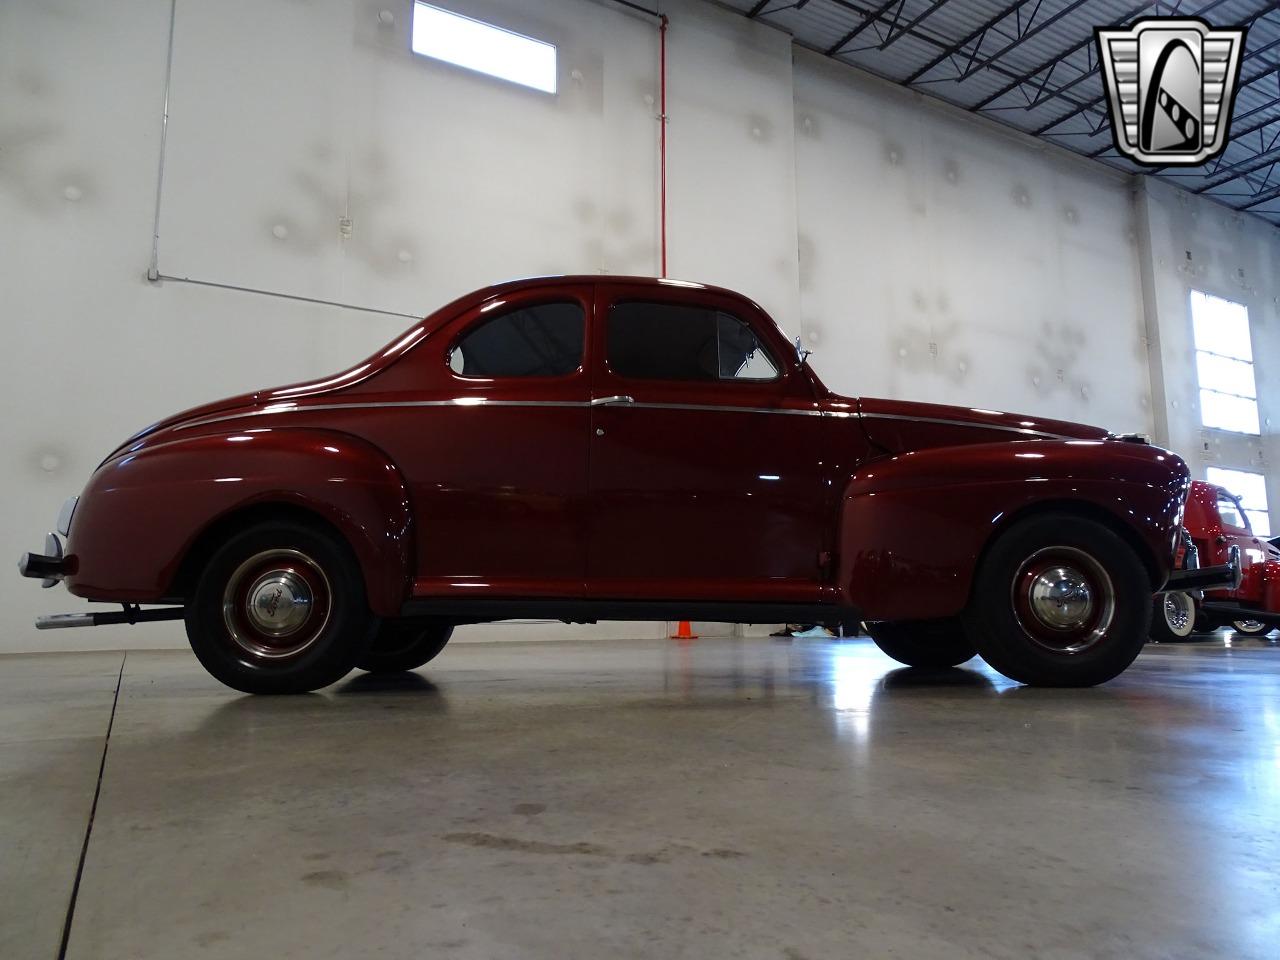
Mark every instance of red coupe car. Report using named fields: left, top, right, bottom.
left=20, top=277, right=1239, bottom=693
left=1153, top=480, right=1279, bottom=641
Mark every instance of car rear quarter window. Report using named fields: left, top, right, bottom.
left=449, top=301, right=584, bottom=378
left=607, top=301, right=778, bottom=382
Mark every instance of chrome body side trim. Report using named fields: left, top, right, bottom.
left=176, top=398, right=829, bottom=430
left=175, top=399, right=1082, bottom=438
left=858, top=412, right=1074, bottom=441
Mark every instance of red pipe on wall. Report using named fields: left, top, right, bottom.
left=659, top=14, right=669, bottom=279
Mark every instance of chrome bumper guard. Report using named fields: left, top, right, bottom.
left=18, top=533, right=69, bottom=588
left=1159, top=544, right=1242, bottom=593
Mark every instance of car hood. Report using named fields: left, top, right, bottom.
left=851, top=397, right=1113, bottom=453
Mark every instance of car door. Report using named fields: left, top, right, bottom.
left=586, top=282, right=833, bottom=603
left=373, top=285, right=594, bottom=600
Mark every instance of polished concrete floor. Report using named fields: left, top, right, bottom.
left=3, top=635, right=1278, bottom=960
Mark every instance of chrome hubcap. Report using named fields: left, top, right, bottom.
left=1029, top=567, right=1094, bottom=629
left=245, top=570, right=313, bottom=637
left=222, top=549, right=331, bottom=661
left=1013, top=547, right=1116, bottom=655
left=1164, top=592, right=1194, bottom=634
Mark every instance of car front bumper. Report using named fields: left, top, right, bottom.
left=1160, top=544, right=1242, bottom=593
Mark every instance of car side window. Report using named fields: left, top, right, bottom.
left=1217, top=495, right=1248, bottom=530
left=607, top=301, right=779, bottom=382
left=448, top=302, right=584, bottom=378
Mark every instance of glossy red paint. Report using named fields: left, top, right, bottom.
left=53, top=275, right=1192, bottom=623
left=1184, top=480, right=1280, bottom=614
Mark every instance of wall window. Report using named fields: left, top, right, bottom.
left=1190, top=291, right=1259, bottom=435
left=449, top=302, right=583, bottom=378
left=411, top=3, right=557, bottom=94
left=1206, top=467, right=1271, bottom=537
left=608, top=302, right=779, bottom=382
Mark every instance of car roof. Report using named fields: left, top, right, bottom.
left=466, top=274, right=750, bottom=301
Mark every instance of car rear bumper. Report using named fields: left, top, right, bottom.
left=18, top=534, right=73, bottom=588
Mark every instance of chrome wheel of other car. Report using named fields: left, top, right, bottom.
left=1232, top=619, right=1274, bottom=636
left=185, top=520, right=376, bottom=694
left=358, top=620, right=454, bottom=673
left=1012, top=547, right=1115, bottom=654
left=1148, top=591, right=1197, bottom=642
left=865, top=618, right=975, bottom=669
left=964, top=514, right=1150, bottom=687
left=221, top=549, right=333, bottom=661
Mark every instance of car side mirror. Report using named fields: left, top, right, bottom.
left=794, top=335, right=812, bottom=364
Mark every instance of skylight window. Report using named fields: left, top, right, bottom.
left=1189, top=291, right=1259, bottom=435
left=411, top=3, right=557, bottom=94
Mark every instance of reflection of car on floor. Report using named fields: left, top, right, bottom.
left=1152, top=480, right=1279, bottom=641
left=19, top=277, right=1239, bottom=693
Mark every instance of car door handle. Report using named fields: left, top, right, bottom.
left=590, top=395, right=635, bottom=407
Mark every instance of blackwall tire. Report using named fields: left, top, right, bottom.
left=185, top=521, right=377, bottom=694
left=865, top=619, right=976, bottom=668
left=1149, top=591, right=1198, bottom=642
left=963, top=514, right=1151, bottom=687
left=357, top=620, right=453, bottom=673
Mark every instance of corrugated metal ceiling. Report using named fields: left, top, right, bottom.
left=718, top=0, right=1280, bottom=226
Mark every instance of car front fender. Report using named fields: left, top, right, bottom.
left=64, top=428, right=412, bottom=617
left=837, top=440, right=1190, bottom=621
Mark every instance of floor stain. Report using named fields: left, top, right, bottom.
left=513, top=803, right=547, bottom=815
left=702, top=848, right=748, bottom=859
left=194, top=931, right=230, bottom=948
left=442, top=832, right=609, bottom=856
left=624, top=851, right=668, bottom=865
left=300, top=869, right=350, bottom=890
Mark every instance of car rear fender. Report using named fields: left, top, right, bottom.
left=65, top=428, right=412, bottom=617
left=836, top=440, right=1190, bottom=621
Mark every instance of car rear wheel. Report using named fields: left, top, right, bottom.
left=1149, top=591, right=1198, bottom=642
left=1232, top=619, right=1275, bottom=637
left=185, top=521, right=377, bottom=694
left=865, top=619, right=976, bottom=668
left=357, top=620, right=453, bottom=673
left=963, top=514, right=1151, bottom=687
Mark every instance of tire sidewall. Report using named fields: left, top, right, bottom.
left=357, top=620, right=453, bottom=673
left=965, top=516, right=1151, bottom=686
left=1150, top=591, right=1197, bottom=642
left=185, top=522, right=376, bottom=694
left=866, top=618, right=976, bottom=669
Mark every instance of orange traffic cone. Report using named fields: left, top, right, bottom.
left=670, top=620, right=698, bottom=640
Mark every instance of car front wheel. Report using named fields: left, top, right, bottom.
left=1149, top=591, right=1198, bottom=642
left=865, top=619, right=976, bottom=668
left=185, top=520, right=377, bottom=694
left=963, top=514, right=1151, bottom=687
left=357, top=620, right=453, bottom=673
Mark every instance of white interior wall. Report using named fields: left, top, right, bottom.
left=1, top=0, right=1275, bottom=654
left=1137, top=178, right=1279, bottom=515
left=794, top=51, right=1152, bottom=434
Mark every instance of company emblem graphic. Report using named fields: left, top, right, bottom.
left=1096, top=18, right=1246, bottom=166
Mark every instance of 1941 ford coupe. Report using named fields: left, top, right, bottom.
left=19, top=276, right=1240, bottom=693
